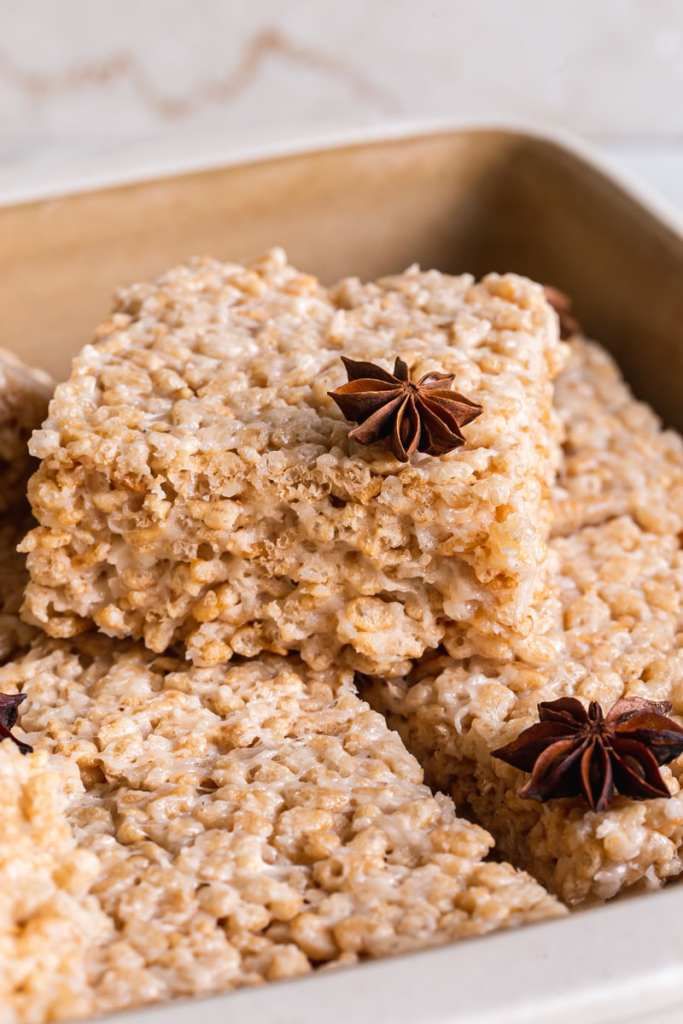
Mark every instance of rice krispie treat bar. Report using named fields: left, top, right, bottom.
left=367, top=338, right=683, bottom=905
left=21, top=249, right=566, bottom=675
left=0, top=639, right=562, bottom=1019
left=553, top=338, right=683, bottom=537
left=0, top=746, right=112, bottom=1023
left=0, top=347, right=52, bottom=515
left=366, top=515, right=683, bottom=905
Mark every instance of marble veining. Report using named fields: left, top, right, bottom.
left=0, top=0, right=682, bottom=208
left=0, top=27, right=398, bottom=121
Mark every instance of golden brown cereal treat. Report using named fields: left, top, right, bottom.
left=21, top=250, right=566, bottom=674
left=367, top=335, right=683, bottom=905
left=0, top=639, right=562, bottom=1018
left=367, top=516, right=683, bottom=906
left=553, top=338, right=683, bottom=536
left=0, top=746, right=112, bottom=1022
left=0, top=347, right=52, bottom=515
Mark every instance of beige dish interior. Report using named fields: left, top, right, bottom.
left=2, top=127, right=683, bottom=1024
left=3, top=128, right=683, bottom=433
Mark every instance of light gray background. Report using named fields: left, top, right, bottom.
left=2, top=0, right=682, bottom=208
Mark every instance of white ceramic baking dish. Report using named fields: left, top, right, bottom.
left=2, top=125, right=682, bottom=1024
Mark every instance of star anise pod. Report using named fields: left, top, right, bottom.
left=492, top=696, right=683, bottom=812
left=0, top=692, right=32, bottom=754
left=328, top=356, right=482, bottom=462
left=544, top=285, right=581, bottom=340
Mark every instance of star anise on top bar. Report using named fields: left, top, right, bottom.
left=328, top=356, right=482, bottom=463
left=0, top=692, right=32, bottom=754
left=543, top=285, right=581, bottom=340
left=492, top=696, right=683, bottom=812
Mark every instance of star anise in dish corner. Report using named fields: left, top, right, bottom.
left=543, top=285, right=581, bottom=340
left=0, top=692, right=32, bottom=754
left=328, top=356, right=482, bottom=463
left=492, top=696, right=683, bottom=812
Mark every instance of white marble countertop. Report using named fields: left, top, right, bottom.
left=1, top=0, right=682, bottom=212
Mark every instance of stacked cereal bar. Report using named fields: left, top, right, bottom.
left=20, top=250, right=566, bottom=675
left=366, top=338, right=683, bottom=905
left=553, top=338, right=683, bottom=537
left=0, top=348, right=52, bottom=515
left=0, top=630, right=562, bottom=1018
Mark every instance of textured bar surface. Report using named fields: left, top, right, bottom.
left=0, top=632, right=561, bottom=1020
left=21, top=250, right=566, bottom=674
left=553, top=339, right=683, bottom=537
left=0, top=746, right=111, bottom=1022
left=367, top=338, right=683, bottom=904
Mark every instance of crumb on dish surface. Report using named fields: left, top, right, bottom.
left=0, top=632, right=562, bottom=1019
left=20, top=249, right=566, bottom=676
left=366, top=339, right=683, bottom=905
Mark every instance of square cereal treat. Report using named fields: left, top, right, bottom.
left=366, top=339, right=683, bottom=905
left=0, top=348, right=52, bottom=514
left=21, top=249, right=566, bottom=674
left=553, top=338, right=683, bottom=537
left=367, top=516, right=683, bottom=905
left=1, top=640, right=562, bottom=1018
